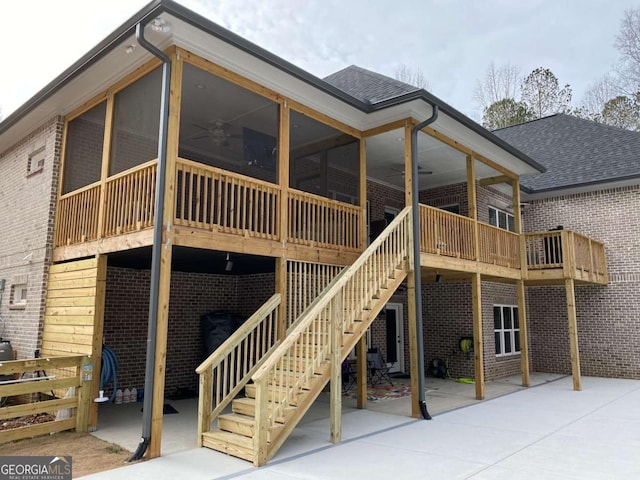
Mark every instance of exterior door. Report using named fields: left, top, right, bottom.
left=385, top=303, right=404, bottom=373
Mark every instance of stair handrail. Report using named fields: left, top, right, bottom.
left=251, top=206, right=411, bottom=463
left=195, top=293, right=281, bottom=444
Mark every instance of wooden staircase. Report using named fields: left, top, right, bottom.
left=197, top=207, right=413, bottom=465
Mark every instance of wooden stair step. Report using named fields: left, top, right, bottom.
left=244, top=383, right=304, bottom=406
left=232, top=397, right=293, bottom=422
left=201, top=430, right=254, bottom=462
left=218, top=413, right=283, bottom=442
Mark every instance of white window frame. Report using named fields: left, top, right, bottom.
left=488, top=206, right=515, bottom=232
left=10, top=283, right=28, bottom=308
left=27, top=147, right=46, bottom=176
left=494, top=304, right=520, bottom=357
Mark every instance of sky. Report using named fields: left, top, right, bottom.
left=0, top=0, right=637, bottom=122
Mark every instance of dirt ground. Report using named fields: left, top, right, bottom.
left=0, top=430, right=141, bottom=478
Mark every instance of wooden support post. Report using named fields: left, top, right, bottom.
left=517, top=280, right=530, bottom=387
left=472, top=273, right=484, bottom=400
left=197, top=368, right=212, bottom=447
left=512, top=178, right=528, bottom=278
left=148, top=51, right=182, bottom=459
left=278, top=102, right=290, bottom=243
left=96, top=97, right=115, bottom=239
left=565, top=278, right=582, bottom=391
left=275, top=257, right=287, bottom=341
left=75, top=355, right=93, bottom=433
left=356, top=335, right=367, bottom=409
left=89, top=254, right=107, bottom=429
left=405, top=121, right=421, bottom=418
left=330, top=295, right=343, bottom=444
left=466, top=155, right=479, bottom=260
left=359, top=137, right=367, bottom=251
left=253, top=377, right=269, bottom=466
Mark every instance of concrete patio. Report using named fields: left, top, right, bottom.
left=84, top=374, right=640, bottom=479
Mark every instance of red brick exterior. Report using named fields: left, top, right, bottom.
left=103, top=266, right=274, bottom=397
left=0, top=117, right=63, bottom=359
left=523, top=185, right=640, bottom=379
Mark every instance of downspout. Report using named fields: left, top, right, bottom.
left=127, top=21, right=171, bottom=462
left=411, top=104, right=439, bottom=420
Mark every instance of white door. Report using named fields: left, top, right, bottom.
left=384, top=303, right=404, bottom=373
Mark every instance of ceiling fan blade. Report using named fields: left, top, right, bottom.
left=184, top=132, right=211, bottom=141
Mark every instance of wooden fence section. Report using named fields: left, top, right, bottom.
left=42, top=257, right=105, bottom=358
left=478, top=222, right=520, bottom=268
left=196, top=294, right=281, bottom=444
left=175, top=158, right=280, bottom=239
left=103, top=160, right=157, bottom=237
left=418, top=204, right=476, bottom=260
left=524, top=231, right=565, bottom=269
left=286, top=261, right=344, bottom=329
left=55, top=183, right=100, bottom=247
left=288, top=190, right=361, bottom=251
left=0, top=355, right=92, bottom=443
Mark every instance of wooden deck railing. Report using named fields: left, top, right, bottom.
left=196, top=294, right=281, bottom=445
left=103, top=160, right=157, bottom=237
left=288, top=190, right=361, bottom=251
left=0, top=355, right=92, bottom=443
left=55, top=183, right=101, bottom=247
left=478, top=222, right=520, bottom=268
left=251, top=207, right=410, bottom=464
left=175, top=158, right=279, bottom=239
left=418, top=204, right=476, bottom=260
left=573, top=232, right=607, bottom=274
left=525, top=231, right=606, bottom=275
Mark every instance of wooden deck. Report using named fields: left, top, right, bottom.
left=53, top=161, right=607, bottom=285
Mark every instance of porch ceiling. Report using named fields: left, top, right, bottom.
left=108, top=246, right=275, bottom=275
left=366, top=128, right=504, bottom=190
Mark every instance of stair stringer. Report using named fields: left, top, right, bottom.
left=264, top=263, right=408, bottom=462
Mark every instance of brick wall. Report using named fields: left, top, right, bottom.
left=103, top=266, right=275, bottom=397
left=0, top=117, right=63, bottom=359
left=523, top=185, right=640, bottom=379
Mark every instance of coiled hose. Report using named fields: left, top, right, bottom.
left=100, top=346, right=118, bottom=402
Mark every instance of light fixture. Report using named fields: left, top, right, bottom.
left=125, top=44, right=137, bottom=54
left=435, top=273, right=444, bottom=284
left=149, top=17, right=171, bottom=33
left=225, top=253, right=233, bottom=272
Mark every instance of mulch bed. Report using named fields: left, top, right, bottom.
left=343, top=383, right=412, bottom=402
left=0, top=413, right=55, bottom=431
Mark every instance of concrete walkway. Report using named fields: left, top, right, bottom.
left=83, top=376, right=640, bottom=479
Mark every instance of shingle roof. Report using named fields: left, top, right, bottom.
left=324, top=65, right=420, bottom=104
left=493, top=114, right=640, bottom=193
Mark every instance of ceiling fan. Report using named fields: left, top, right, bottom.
left=389, top=164, right=433, bottom=176
left=185, top=119, right=240, bottom=147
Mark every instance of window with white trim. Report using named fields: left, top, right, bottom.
left=10, top=283, right=28, bottom=308
left=27, top=147, right=46, bottom=175
left=488, top=206, right=515, bottom=232
left=494, top=304, right=520, bottom=356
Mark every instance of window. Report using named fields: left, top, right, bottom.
left=27, top=147, right=46, bottom=175
left=440, top=204, right=460, bottom=215
left=488, top=206, right=515, bottom=232
left=494, top=305, right=520, bottom=356
left=10, top=283, right=28, bottom=308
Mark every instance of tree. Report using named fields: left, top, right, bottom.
left=615, top=7, right=640, bottom=93
left=601, top=95, right=640, bottom=131
left=578, top=74, right=620, bottom=121
left=520, top=68, right=572, bottom=118
left=394, top=65, right=430, bottom=89
left=482, top=98, right=532, bottom=130
left=474, top=61, right=521, bottom=113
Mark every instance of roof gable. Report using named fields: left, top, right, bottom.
left=323, top=65, right=419, bottom=104
left=494, top=114, right=640, bottom=192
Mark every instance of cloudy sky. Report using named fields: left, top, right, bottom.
left=0, top=0, right=636, bottom=122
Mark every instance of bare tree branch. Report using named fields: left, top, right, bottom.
left=394, top=65, right=430, bottom=89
